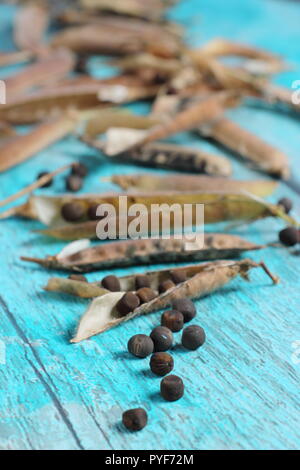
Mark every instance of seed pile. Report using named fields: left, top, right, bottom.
left=125, top=296, right=205, bottom=430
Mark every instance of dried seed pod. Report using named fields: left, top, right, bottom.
left=172, top=298, right=196, bottom=323
left=116, top=292, right=140, bottom=316
left=279, top=227, right=299, bottom=247
left=150, top=326, right=173, bottom=352
left=182, top=325, right=206, bottom=350
left=101, top=275, right=121, bottom=292
left=159, top=279, right=176, bottom=293
left=278, top=198, right=293, bottom=215
left=170, top=270, right=187, bottom=284
left=136, top=287, right=157, bottom=304
left=160, top=375, right=184, bottom=402
left=122, top=408, right=147, bottom=432
left=37, top=171, right=52, bottom=188
left=72, top=162, right=88, bottom=178
left=135, top=275, right=151, bottom=289
left=61, top=202, right=85, bottom=222
left=150, top=352, right=174, bottom=376
left=66, top=175, right=83, bottom=192
left=161, top=310, right=184, bottom=332
left=68, top=274, right=88, bottom=283
left=128, top=334, right=154, bottom=358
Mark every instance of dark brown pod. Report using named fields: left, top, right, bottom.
left=279, top=227, right=299, bottom=247
left=278, top=197, right=293, bottom=215
left=122, top=408, right=148, bottom=431
left=71, top=162, right=88, bottom=178
left=150, top=352, right=174, bottom=376
left=158, top=279, right=175, bottom=293
left=170, top=270, right=187, bottom=284
left=161, top=310, right=184, bottom=332
left=68, top=274, right=87, bottom=283
left=135, top=275, right=151, bottom=289
left=116, top=292, right=140, bottom=316
left=66, top=175, right=83, bottom=192
left=160, top=375, right=184, bottom=402
left=150, top=326, right=173, bottom=352
left=37, top=171, right=52, bottom=188
left=136, top=287, right=157, bottom=304
left=61, top=202, right=85, bottom=222
left=101, top=275, right=121, bottom=292
left=172, top=298, right=196, bottom=323
left=182, top=325, right=206, bottom=350
left=128, top=334, right=154, bottom=358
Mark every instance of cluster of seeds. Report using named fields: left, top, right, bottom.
left=37, top=162, right=88, bottom=193
left=61, top=200, right=105, bottom=223
left=122, top=294, right=206, bottom=431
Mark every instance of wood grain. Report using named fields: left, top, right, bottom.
left=0, top=0, right=300, bottom=450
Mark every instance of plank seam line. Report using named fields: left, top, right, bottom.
left=0, top=295, right=85, bottom=450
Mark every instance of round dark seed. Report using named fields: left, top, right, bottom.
left=182, top=325, right=206, bottom=350
left=136, top=287, right=157, bottom=304
left=122, top=408, right=147, bottom=431
left=150, top=352, right=174, bottom=376
left=116, top=292, right=140, bottom=316
left=71, top=162, right=88, bottom=178
left=161, top=310, right=184, bottom=332
left=87, top=204, right=101, bottom=220
left=135, top=274, right=151, bottom=289
left=37, top=171, right=52, bottom=188
left=61, top=202, right=85, bottom=222
left=278, top=197, right=293, bottom=214
left=279, top=227, right=299, bottom=247
left=101, top=275, right=121, bottom=292
left=170, top=270, right=187, bottom=284
left=158, top=279, right=175, bottom=293
left=160, top=375, right=184, bottom=402
left=172, top=298, right=196, bottom=323
left=68, top=274, right=87, bottom=282
left=66, top=175, right=83, bottom=192
left=128, top=334, right=154, bottom=358
left=150, top=326, right=173, bottom=352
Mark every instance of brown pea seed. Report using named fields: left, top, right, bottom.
left=71, top=162, right=88, bottom=178
left=160, top=375, right=184, bottom=402
left=128, top=334, right=154, bottom=358
left=170, top=270, right=187, bottom=284
left=172, top=298, right=196, bottom=323
left=122, top=408, right=148, bottom=431
left=66, top=175, right=83, bottom=192
left=150, top=326, right=173, bottom=352
left=61, top=202, right=85, bottom=222
left=101, top=275, right=121, bottom=292
left=182, top=325, right=206, bottom=350
left=136, top=287, right=157, bottom=304
left=161, top=310, right=184, bottom=332
left=158, top=279, right=175, bottom=293
left=116, top=292, right=140, bottom=316
left=135, top=274, right=151, bottom=289
left=150, top=352, right=174, bottom=376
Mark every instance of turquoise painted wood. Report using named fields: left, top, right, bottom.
left=0, top=0, right=300, bottom=450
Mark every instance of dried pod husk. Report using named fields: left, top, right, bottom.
left=198, top=117, right=290, bottom=179
left=21, top=233, right=263, bottom=272
left=5, top=49, right=76, bottom=100
left=110, top=173, right=278, bottom=197
left=0, top=113, right=79, bottom=173
left=66, top=259, right=279, bottom=341
left=85, top=137, right=232, bottom=177
left=14, top=2, right=49, bottom=52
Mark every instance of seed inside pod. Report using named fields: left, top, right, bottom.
left=116, top=292, right=140, bottom=316
left=279, top=227, right=299, bottom=247
left=128, top=334, right=154, bottom=358
left=170, top=270, right=187, bottom=284
left=182, top=325, right=206, bottom=350
left=172, top=298, right=196, bottom=323
left=68, top=274, right=87, bottom=283
left=158, top=279, right=175, bottom=293
left=136, top=287, right=157, bottom=304
left=71, top=162, right=88, bottom=178
left=37, top=171, right=52, bottom=188
left=161, top=310, right=184, bottom=332
left=150, top=326, right=173, bottom=352
left=135, top=274, right=151, bottom=289
left=160, top=375, right=184, bottom=402
left=66, top=175, right=83, bottom=192
left=150, top=352, right=174, bottom=376
left=61, top=202, right=85, bottom=222
left=87, top=204, right=101, bottom=220
left=101, top=275, right=121, bottom=292
left=278, top=197, right=293, bottom=214
left=122, top=408, right=148, bottom=431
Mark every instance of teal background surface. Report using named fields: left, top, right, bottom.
left=0, top=0, right=300, bottom=450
